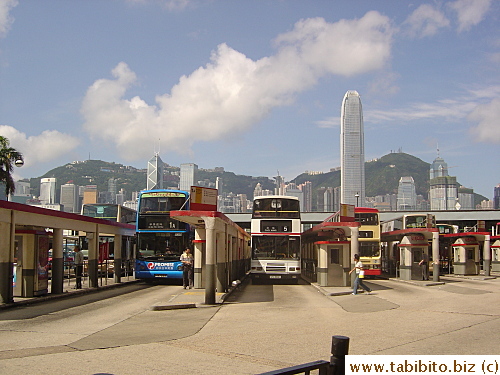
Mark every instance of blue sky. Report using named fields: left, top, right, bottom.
left=0, top=0, right=498, bottom=199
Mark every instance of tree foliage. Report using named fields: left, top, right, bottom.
left=0, top=136, right=24, bottom=196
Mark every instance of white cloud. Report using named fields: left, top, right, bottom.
left=404, top=4, right=450, bottom=38
left=0, top=0, right=18, bottom=38
left=468, top=98, right=500, bottom=143
left=0, top=125, right=80, bottom=168
left=448, top=0, right=492, bottom=32
left=81, top=12, right=395, bottom=161
left=361, top=85, right=500, bottom=145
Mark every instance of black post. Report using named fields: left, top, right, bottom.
left=330, top=335, right=349, bottom=375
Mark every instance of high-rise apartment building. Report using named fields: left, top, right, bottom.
left=83, top=185, right=98, bottom=205
left=180, top=163, right=198, bottom=191
left=299, top=181, right=313, bottom=212
left=429, top=155, right=462, bottom=210
left=147, top=153, right=164, bottom=190
left=60, top=183, right=79, bottom=213
left=40, top=178, right=57, bottom=205
left=9, top=180, right=30, bottom=204
left=340, top=90, right=365, bottom=206
left=494, top=184, right=500, bottom=210
left=285, top=183, right=304, bottom=212
left=108, top=178, right=118, bottom=203
left=397, top=176, right=417, bottom=211
left=253, top=183, right=263, bottom=199
left=457, top=186, right=474, bottom=210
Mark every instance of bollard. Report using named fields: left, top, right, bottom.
left=330, top=335, right=349, bottom=375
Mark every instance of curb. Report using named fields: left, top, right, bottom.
left=0, top=279, right=141, bottom=310
left=151, top=303, right=197, bottom=311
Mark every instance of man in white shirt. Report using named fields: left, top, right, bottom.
left=348, top=254, right=372, bottom=295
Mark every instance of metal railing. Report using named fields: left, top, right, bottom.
left=257, top=336, right=349, bottom=375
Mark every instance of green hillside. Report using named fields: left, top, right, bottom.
left=29, top=160, right=275, bottom=200
left=28, top=153, right=486, bottom=206
left=291, top=152, right=486, bottom=207
left=292, top=152, right=429, bottom=197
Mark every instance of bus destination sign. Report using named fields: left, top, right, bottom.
left=142, top=192, right=186, bottom=198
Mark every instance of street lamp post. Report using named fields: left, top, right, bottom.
left=355, top=192, right=360, bottom=207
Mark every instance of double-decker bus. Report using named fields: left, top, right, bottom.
left=135, top=189, right=192, bottom=281
left=250, top=195, right=301, bottom=282
left=381, top=213, right=436, bottom=233
left=80, top=204, right=136, bottom=277
left=81, top=203, right=136, bottom=224
left=326, top=207, right=382, bottom=276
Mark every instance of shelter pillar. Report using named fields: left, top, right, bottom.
left=51, top=228, right=64, bottom=294
left=0, top=219, right=14, bottom=304
left=216, top=226, right=226, bottom=293
left=350, top=227, right=359, bottom=286
left=204, top=217, right=217, bottom=305
left=193, top=230, right=206, bottom=289
left=432, top=231, right=440, bottom=282
left=483, top=235, right=491, bottom=277
left=114, top=234, right=122, bottom=283
left=88, top=229, right=99, bottom=288
left=317, top=243, right=328, bottom=287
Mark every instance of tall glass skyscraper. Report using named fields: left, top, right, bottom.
left=180, top=163, right=198, bottom=191
left=147, top=153, right=164, bottom=190
left=340, top=90, right=365, bottom=206
left=397, top=176, right=417, bottom=211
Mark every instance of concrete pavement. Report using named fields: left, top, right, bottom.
left=0, top=272, right=499, bottom=374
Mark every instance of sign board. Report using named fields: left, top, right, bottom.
left=190, top=186, right=218, bottom=211
left=339, top=204, right=355, bottom=222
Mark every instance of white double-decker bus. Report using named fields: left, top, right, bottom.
left=250, top=195, right=301, bottom=282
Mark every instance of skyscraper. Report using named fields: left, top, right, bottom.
left=494, top=184, right=500, bottom=210
left=180, top=163, right=198, bottom=191
left=397, top=176, right=417, bottom=211
left=429, top=155, right=458, bottom=210
left=147, top=153, right=164, bottom=190
left=340, top=90, right=365, bottom=206
left=60, top=183, right=79, bottom=213
left=40, top=178, right=57, bottom=205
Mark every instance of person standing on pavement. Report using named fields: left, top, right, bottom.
left=349, top=254, right=371, bottom=295
left=419, top=252, right=429, bottom=280
left=180, top=248, right=194, bottom=289
left=74, top=246, right=84, bottom=289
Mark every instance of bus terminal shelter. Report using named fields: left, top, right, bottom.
left=382, top=228, right=440, bottom=282
left=301, top=221, right=360, bottom=287
left=442, top=232, right=491, bottom=276
left=0, top=201, right=135, bottom=304
left=170, top=210, right=251, bottom=305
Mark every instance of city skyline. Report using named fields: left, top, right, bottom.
left=1, top=1, right=499, bottom=199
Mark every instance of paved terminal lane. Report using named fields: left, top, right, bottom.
left=0, top=276, right=499, bottom=374
left=0, top=282, right=219, bottom=357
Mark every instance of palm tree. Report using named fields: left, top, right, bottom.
left=0, top=136, right=24, bottom=196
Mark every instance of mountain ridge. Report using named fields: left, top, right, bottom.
left=28, top=152, right=486, bottom=207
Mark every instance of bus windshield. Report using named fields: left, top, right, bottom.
left=136, top=232, right=187, bottom=261
left=83, top=204, right=119, bottom=221
left=252, top=236, right=300, bottom=260
left=252, top=198, right=300, bottom=219
left=359, top=242, right=380, bottom=257
left=405, top=215, right=427, bottom=228
left=139, top=195, right=187, bottom=214
left=355, top=212, right=379, bottom=226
